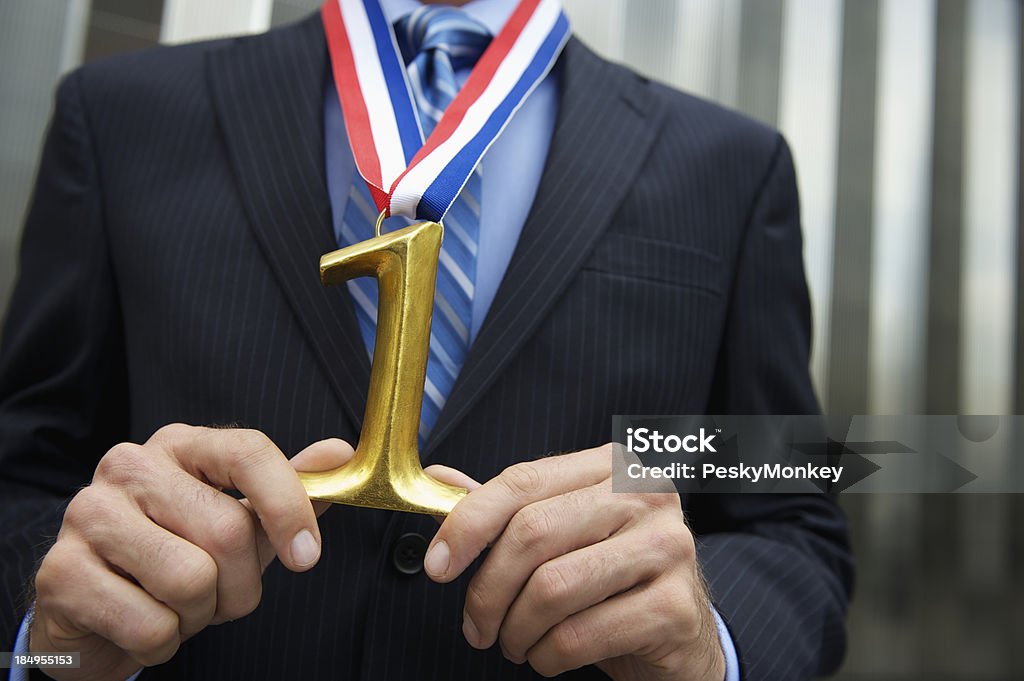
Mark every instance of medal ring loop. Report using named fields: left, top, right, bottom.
left=375, top=209, right=444, bottom=238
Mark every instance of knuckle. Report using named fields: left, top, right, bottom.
left=463, top=580, right=488, bottom=621
left=225, top=430, right=285, bottom=483
left=551, top=621, right=583, bottom=657
left=149, top=421, right=195, bottom=448
left=95, top=443, right=148, bottom=486
left=32, top=563, right=56, bottom=602
left=152, top=422, right=194, bottom=444
left=648, top=524, right=695, bottom=563
left=166, top=552, right=218, bottom=604
left=501, top=461, right=545, bottom=498
left=532, top=562, right=573, bottom=607
left=646, top=529, right=674, bottom=562
left=128, top=613, right=180, bottom=666
left=592, top=443, right=615, bottom=468
left=646, top=579, right=693, bottom=626
left=34, top=543, right=76, bottom=602
left=507, top=506, right=552, bottom=551
left=442, top=504, right=469, bottom=532
left=658, top=583, right=700, bottom=634
left=231, top=429, right=277, bottom=464
left=619, top=491, right=653, bottom=511
left=548, top=619, right=585, bottom=663
left=207, top=508, right=256, bottom=558
left=639, top=489, right=680, bottom=510
left=63, top=485, right=112, bottom=529
left=676, top=528, right=696, bottom=561
left=445, top=503, right=485, bottom=543
left=62, top=488, right=94, bottom=527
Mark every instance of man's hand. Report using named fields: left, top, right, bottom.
left=423, top=445, right=726, bottom=681
left=28, top=424, right=354, bottom=681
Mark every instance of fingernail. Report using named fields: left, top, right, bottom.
left=463, top=614, right=480, bottom=648
left=290, top=529, right=320, bottom=567
left=424, top=540, right=450, bottom=577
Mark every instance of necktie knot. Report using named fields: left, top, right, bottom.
left=396, top=6, right=491, bottom=71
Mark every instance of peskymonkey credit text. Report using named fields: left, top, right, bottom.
left=625, top=461, right=844, bottom=484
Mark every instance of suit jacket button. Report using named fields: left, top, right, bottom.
left=392, top=532, right=427, bottom=575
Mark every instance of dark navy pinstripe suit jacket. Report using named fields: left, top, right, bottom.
left=0, top=13, right=852, bottom=681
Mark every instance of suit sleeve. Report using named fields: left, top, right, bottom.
left=691, top=134, right=855, bottom=680
left=0, top=68, right=128, bottom=646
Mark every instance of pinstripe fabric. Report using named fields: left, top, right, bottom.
left=0, top=13, right=851, bottom=681
left=424, top=38, right=669, bottom=458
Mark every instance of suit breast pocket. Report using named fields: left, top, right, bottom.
left=540, top=231, right=729, bottom=415
left=582, top=232, right=724, bottom=298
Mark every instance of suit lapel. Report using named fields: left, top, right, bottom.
left=206, top=15, right=371, bottom=432
left=425, top=38, right=667, bottom=457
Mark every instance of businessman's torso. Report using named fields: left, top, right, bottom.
left=32, top=14, right=785, bottom=679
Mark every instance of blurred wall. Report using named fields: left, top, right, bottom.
left=0, top=0, right=164, bottom=312
left=0, top=0, right=88, bottom=315
left=1, top=1, right=1022, bottom=679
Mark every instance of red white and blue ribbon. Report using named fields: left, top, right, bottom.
left=322, top=0, right=570, bottom=222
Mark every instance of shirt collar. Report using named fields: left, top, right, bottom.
left=377, top=0, right=517, bottom=36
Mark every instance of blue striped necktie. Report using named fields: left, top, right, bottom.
left=341, top=7, right=491, bottom=443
